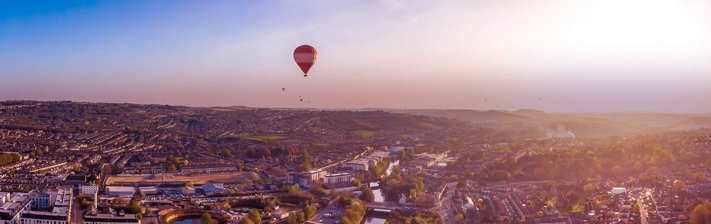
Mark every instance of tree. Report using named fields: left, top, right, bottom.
left=674, top=180, right=685, bottom=192
left=309, top=185, right=326, bottom=196
left=236, top=160, right=244, bottom=172
left=340, top=199, right=366, bottom=224
left=455, top=214, right=465, bottom=223
left=360, top=186, right=375, bottom=203
left=546, top=197, right=557, bottom=207
left=329, top=188, right=338, bottom=199
left=583, top=184, right=594, bottom=194
left=352, top=179, right=362, bottom=187
left=272, top=167, right=288, bottom=177
left=691, top=203, right=711, bottom=224
left=456, top=181, right=466, bottom=189
left=111, top=197, right=126, bottom=206
left=248, top=209, right=261, bottom=224
left=128, top=200, right=142, bottom=214
left=298, top=149, right=313, bottom=171
left=415, top=193, right=437, bottom=208
left=693, top=172, right=708, bottom=182
left=633, top=203, right=641, bottom=214
left=297, top=212, right=305, bottom=223
left=239, top=217, right=255, bottom=224
left=201, top=213, right=214, bottom=224
left=304, top=205, right=317, bottom=220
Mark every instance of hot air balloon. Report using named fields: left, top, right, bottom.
left=293, top=45, right=318, bottom=77
left=282, top=87, right=286, bottom=92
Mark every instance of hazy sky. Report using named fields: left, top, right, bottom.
left=1, top=0, right=710, bottom=112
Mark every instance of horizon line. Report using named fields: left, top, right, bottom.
left=2, top=99, right=710, bottom=115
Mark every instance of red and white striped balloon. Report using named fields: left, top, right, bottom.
left=293, top=45, right=318, bottom=77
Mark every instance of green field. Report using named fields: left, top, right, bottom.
left=211, top=107, right=235, bottom=112
left=354, top=119, right=380, bottom=129
left=415, top=121, right=442, bottom=130
left=353, top=130, right=376, bottom=138
left=241, top=134, right=288, bottom=141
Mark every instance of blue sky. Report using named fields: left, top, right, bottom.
left=1, top=0, right=710, bottom=112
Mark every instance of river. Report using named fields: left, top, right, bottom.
left=370, top=160, right=399, bottom=203
left=364, top=160, right=399, bottom=223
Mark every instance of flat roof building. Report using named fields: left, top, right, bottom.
left=0, top=193, right=31, bottom=224
left=84, top=212, right=140, bottom=224
left=106, top=186, right=136, bottom=198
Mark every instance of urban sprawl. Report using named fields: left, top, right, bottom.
left=0, top=101, right=709, bottom=224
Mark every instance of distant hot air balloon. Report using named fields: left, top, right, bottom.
left=282, top=87, right=286, bottom=92
left=293, top=45, right=318, bottom=77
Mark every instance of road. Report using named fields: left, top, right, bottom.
left=311, top=200, right=339, bottom=224
left=435, top=182, right=458, bottom=224
left=71, top=197, right=84, bottom=224
left=638, top=197, right=649, bottom=224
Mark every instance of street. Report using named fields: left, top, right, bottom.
left=71, top=197, right=84, bottom=224
left=638, top=197, right=648, bottom=224
left=311, top=200, right=339, bottom=224
left=435, top=182, right=458, bottom=224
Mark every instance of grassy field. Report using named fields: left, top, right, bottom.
left=354, top=119, right=380, bottom=129
left=415, top=121, right=442, bottom=130
left=211, top=107, right=235, bottom=112
left=352, top=130, right=376, bottom=138
left=241, top=134, right=288, bottom=141
left=106, top=172, right=259, bottom=185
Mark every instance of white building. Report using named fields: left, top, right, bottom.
left=325, top=173, right=352, bottom=184
left=0, top=193, right=31, bottom=224
left=139, top=187, right=159, bottom=195
left=80, top=185, right=99, bottom=210
left=20, top=207, right=69, bottom=224
left=343, top=161, right=369, bottom=171
left=292, top=169, right=327, bottom=187
left=611, top=187, right=627, bottom=195
left=21, top=188, right=72, bottom=224
left=84, top=212, right=140, bottom=224
left=0, top=193, right=10, bottom=206
left=106, top=186, right=136, bottom=198
left=80, top=185, right=99, bottom=196
left=202, top=183, right=226, bottom=196
left=368, top=151, right=391, bottom=161
left=180, top=187, right=195, bottom=195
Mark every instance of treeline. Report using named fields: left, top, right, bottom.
left=0, top=153, right=20, bottom=166
left=338, top=197, right=366, bottom=224
left=386, top=209, right=443, bottom=224
left=379, top=171, right=425, bottom=202
left=691, top=202, right=711, bottom=224
left=477, top=130, right=711, bottom=181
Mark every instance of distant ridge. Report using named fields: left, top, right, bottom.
left=387, top=108, right=711, bottom=138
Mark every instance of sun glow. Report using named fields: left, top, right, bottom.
left=554, top=0, right=711, bottom=57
